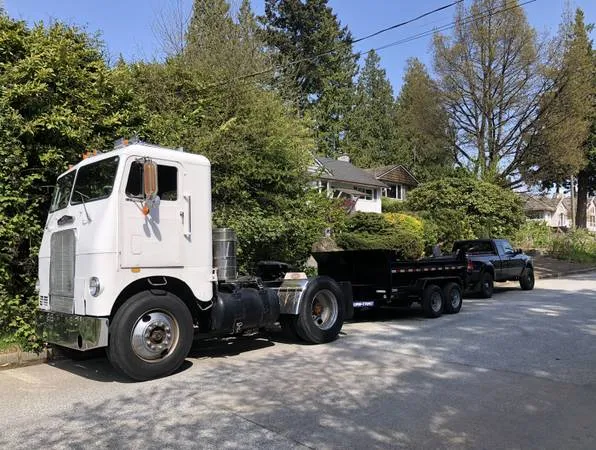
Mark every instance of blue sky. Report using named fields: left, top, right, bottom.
left=4, top=0, right=595, bottom=93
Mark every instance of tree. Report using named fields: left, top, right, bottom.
left=0, top=14, right=136, bottom=347
left=345, top=50, right=399, bottom=167
left=433, top=0, right=561, bottom=186
left=262, top=0, right=357, bottom=156
left=394, top=58, right=455, bottom=180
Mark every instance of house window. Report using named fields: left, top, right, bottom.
left=354, top=186, right=374, bottom=201
left=386, top=183, right=404, bottom=200
left=589, top=215, right=596, bottom=227
left=559, top=213, right=565, bottom=226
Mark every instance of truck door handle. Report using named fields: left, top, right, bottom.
left=183, top=194, right=191, bottom=238
left=57, top=215, right=74, bottom=225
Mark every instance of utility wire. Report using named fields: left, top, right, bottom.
left=201, top=0, right=538, bottom=95
left=202, top=1, right=463, bottom=90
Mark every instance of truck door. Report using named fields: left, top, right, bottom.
left=119, top=157, right=184, bottom=268
left=495, top=240, right=517, bottom=279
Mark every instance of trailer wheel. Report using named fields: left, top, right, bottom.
left=479, top=272, right=494, bottom=298
left=519, top=267, right=535, bottom=291
left=421, top=284, right=444, bottom=318
left=293, top=277, right=345, bottom=344
left=107, top=291, right=193, bottom=381
left=443, top=282, right=462, bottom=314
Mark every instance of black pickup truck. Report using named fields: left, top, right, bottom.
left=452, top=239, right=534, bottom=298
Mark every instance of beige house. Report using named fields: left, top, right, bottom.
left=523, top=194, right=596, bottom=231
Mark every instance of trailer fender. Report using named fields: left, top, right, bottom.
left=275, top=276, right=351, bottom=319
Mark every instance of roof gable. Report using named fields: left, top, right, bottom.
left=365, top=165, right=419, bottom=186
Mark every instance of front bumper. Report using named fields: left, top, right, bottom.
left=42, top=312, right=109, bottom=351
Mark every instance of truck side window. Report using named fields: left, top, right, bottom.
left=125, top=162, right=178, bottom=201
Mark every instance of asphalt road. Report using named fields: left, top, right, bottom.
left=1, top=273, right=595, bottom=449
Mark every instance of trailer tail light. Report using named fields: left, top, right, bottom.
left=467, top=260, right=474, bottom=272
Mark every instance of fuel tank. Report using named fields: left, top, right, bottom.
left=213, top=287, right=280, bottom=333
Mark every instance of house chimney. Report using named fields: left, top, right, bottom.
left=337, top=154, right=350, bottom=163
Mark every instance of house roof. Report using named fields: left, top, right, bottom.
left=521, top=194, right=569, bottom=212
left=364, top=165, right=419, bottom=186
left=314, top=157, right=387, bottom=188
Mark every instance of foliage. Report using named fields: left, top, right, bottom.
left=406, top=177, right=525, bottom=247
left=335, top=212, right=424, bottom=259
left=393, top=58, right=455, bottom=181
left=0, top=14, right=137, bottom=350
left=433, top=0, right=557, bottom=187
left=549, top=229, right=596, bottom=263
left=512, top=221, right=553, bottom=249
left=381, top=197, right=408, bottom=213
left=345, top=50, right=399, bottom=167
left=261, top=0, right=357, bottom=156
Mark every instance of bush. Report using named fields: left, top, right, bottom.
left=406, top=177, right=524, bottom=245
left=513, top=221, right=553, bottom=250
left=550, top=229, right=596, bottom=263
left=336, top=212, right=425, bottom=259
left=381, top=197, right=408, bottom=213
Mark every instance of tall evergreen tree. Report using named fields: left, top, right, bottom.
left=395, top=58, right=454, bottom=180
left=262, top=0, right=357, bottom=156
left=345, top=50, right=398, bottom=167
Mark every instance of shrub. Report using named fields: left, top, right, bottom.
left=336, top=212, right=425, bottom=259
left=381, top=197, right=407, bottom=213
left=550, top=229, right=596, bottom=263
left=513, top=221, right=553, bottom=250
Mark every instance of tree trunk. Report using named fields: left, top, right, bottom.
left=576, top=169, right=589, bottom=228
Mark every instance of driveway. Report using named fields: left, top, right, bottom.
left=1, top=273, right=595, bottom=449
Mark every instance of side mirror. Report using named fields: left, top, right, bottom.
left=143, top=160, right=158, bottom=200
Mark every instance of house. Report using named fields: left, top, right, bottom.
left=311, top=156, right=387, bottom=213
left=522, top=194, right=596, bottom=231
left=365, top=165, right=419, bottom=201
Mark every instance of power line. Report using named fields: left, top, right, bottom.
left=201, top=0, right=538, bottom=96
left=203, top=1, right=463, bottom=90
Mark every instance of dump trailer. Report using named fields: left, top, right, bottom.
left=312, top=250, right=467, bottom=317
left=37, top=142, right=349, bottom=381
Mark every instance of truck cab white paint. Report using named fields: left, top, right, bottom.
left=38, top=144, right=214, bottom=319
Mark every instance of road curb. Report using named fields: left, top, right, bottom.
left=0, top=348, right=52, bottom=370
left=536, top=267, right=596, bottom=280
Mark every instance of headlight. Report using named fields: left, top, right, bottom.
left=89, top=277, right=101, bottom=297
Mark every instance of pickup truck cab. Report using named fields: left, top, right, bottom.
left=452, top=239, right=534, bottom=298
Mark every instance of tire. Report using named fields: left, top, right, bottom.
left=519, top=266, right=535, bottom=290
left=421, top=284, right=444, bottom=318
left=107, top=291, right=193, bottom=381
left=291, top=276, right=345, bottom=344
left=479, top=272, right=494, bottom=298
left=443, top=282, right=463, bottom=314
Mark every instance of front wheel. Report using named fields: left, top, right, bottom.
left=520, top=267, right=535, bottom=290
left=290, top=277, right=345, bottom=344
left=107, top=291, right=193, bottom=381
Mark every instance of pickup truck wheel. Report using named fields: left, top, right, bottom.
left=294, top=277, right=345, bottom=344
left=422, top=284, right=444, bottom=318
left=520, top=267, right=535, bottom=290
left=479, top=272, right=494, bottom=298
left=107, top=291, right=193, bottom=381
left=443, top=282, right=462, bottom=314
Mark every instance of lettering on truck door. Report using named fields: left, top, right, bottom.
left=119, top=157, right=184, bottom=268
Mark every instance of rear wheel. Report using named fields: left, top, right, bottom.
left=443, top=282, right=463, bottom=314
left=290, top=277, right=345, bottom=344
left=421, top=284, right=444, bottom=318
left=520, top=267, right=535, bottom=290
left=479, top=272, right=494, bottom=298
left=107, top=291, right=193, bottom=381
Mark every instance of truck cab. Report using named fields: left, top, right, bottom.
left=38, top=142, right=347, bottom=380
left=453, top=239, right=534, bottom=298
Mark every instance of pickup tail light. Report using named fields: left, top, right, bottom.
left=467, top=260, right=474, bottom=272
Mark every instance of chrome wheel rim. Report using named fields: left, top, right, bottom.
left=450, top=289, right=461, bottom=309
left=311, top=289, right=338, bottom=330
left=431, top=291, right=442, bottom=312
left=131, top=310, right=179, bottom=362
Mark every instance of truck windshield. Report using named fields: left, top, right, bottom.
left=71, top=156, right=120, bottom=205
left=50, top=171, right=75, bottom=212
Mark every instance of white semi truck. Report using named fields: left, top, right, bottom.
left=38, top=141, right=348, bottom=380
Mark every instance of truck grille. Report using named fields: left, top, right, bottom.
left=50, top=229, right=75, bottom=314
